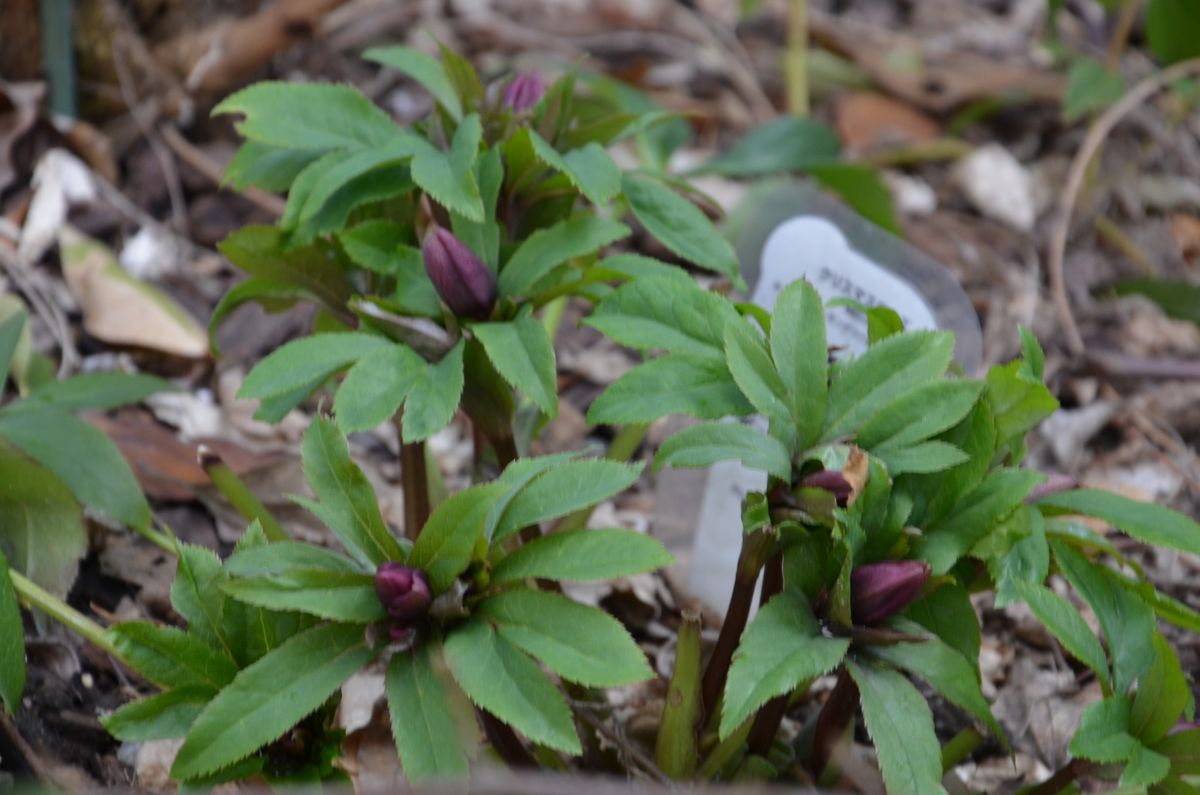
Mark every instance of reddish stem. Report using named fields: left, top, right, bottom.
left=747, top=553, right=787, bottom=756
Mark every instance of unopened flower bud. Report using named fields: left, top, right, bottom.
left=421, top=227, right=496, bottom=319
left=502, top=72, right=545, bottom=112
left=374, top=562, right=432, bottom=621
left=799, top=469, right=853, bottom=507
left=850, top=560, right=930, bottom=626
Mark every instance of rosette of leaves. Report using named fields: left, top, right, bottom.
left=0, top=307, right=169, bottom=715
left=104, top=417, right=671, bottom=784
left=209, top=44, right=742, bottom=451
left=591, top=279, right=1200, bottom=792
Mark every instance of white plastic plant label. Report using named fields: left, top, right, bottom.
left=674, top=181, right=982, bottom=614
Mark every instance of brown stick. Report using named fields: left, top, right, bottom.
left=1047, top=56, right=1200, bottom=356
left=1025, top=758, right=1096, bottom=795
left=481, top=712, right=538, bottom=769
left=159, top=124, right=287, bottom=216
left=809, top=667, right=858, bottom=781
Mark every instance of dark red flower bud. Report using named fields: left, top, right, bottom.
left=850, top=560, right=930, bottom=626
left=375, top=562, right=432, bottom=621
left=421, top=227, right=496, bottom=319
left=799, top=469, right=853, bottom=507
left=502, top=72, right=545, bottom=112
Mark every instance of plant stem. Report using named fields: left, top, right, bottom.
left=656, top=610, right=703, bottom=779
left=9, top=570, right=119, bottom=658
left=1105, top=0, right=1140, bottom=70
left=785, top=0, right=809, bottom=116
left=400, top=440, right=431, bottom=540
left=701, top=529, right=774, bottom=718
left=1025, top=758, right=1096, bottom=795
left=809, top=666, right=858, bottom=781
left=199, top=447, right=288, bottom=542
left=132, top=521, right=178, bottom=556
left=746, top=553, right=787, bottom=756
left=940, top=726, right=983, bottom=771
left=539, top=295, right=569, bottom=344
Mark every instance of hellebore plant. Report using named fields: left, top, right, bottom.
left=590, top=276, right=1200, bottom=793
left=4, top=42, right=1198, bottom=795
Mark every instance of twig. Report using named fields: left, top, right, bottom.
left=159, top=124, right=287, bottom=217
left=1084, top=349, right=1200, bottom=381
left=1025, top=757, right=1096, bottom=795
left=785, top=0, right=809, bottom=117
left=1047, top=56, right=1200, bottom=356
left=1104, top=0, right=1140, bottom=70
left=0, top=244, right=78, bottom=376
left=674, top=4, right=777, bottom=123
left=573, top=699, right=671, bottom=785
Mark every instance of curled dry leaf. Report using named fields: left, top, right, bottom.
left=19, top=149, right=96, bottom=264
left=57, top=227, right=208, bottom=358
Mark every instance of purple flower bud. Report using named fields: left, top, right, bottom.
left=799, top=469, right=853, bottom=507
left=421, top=227, right=496, bottom=319
left=850, top=560, right=930, bottom=626
left=502, top=72, right=545, bottom=112
left=375, top=562, right=432, bottom=621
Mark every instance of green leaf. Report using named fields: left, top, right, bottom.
left=1123, top=743, right=1171, bottom=788
left=437, top=44, right=484, bottom=109
left=491, top=528, right=672, bottom=584
left=692, top=117, right=840, bottom=177
left=1053, top=540, right=1155, bottom=694
left=903, top=584, right=979, bottom=668
left=498, top=215, right=630, bottom=299
left=723, top=320, right=794, bottom=446
left=214, top=82, right=398, bottom=150
left=871, top=618, right=1006, bottom=745
left=1015, top=581, right=1110, bottom=687
left=401, top=339, right=465, bottom=443
left=720, top=589, right=849, bottom=738
left=1132, top=633, right=1190, bottom=744
left=410, top=484, right=505, bottom=593
left=809, top=163, right=901, bottom=235
left=876, top=441, right=970, bottom=476
left=170, top=543, right=232, bottom=658
left=478, top=589, right=653, bottom=687
left=527, top=131, right=620, bottom=205
left=473, top=316, right=558, bottom=417
left=0, top=443, right=87, bottom=601
left=1152, top=727, right=1200, bottom=775
left=620, top=173, right=741, bottom=284
left=224, top=541, right=363, bottom=577
left=1018, top=325, right=1046, bottom=381
left=412, top=114, right=483, bottom=221
left=857, top=381, right=983, bottom=452
left=846, top=658, right=948, bottom=795
left=0, top=406, right=151, bottom=531
left=220, top=570, right=384, bottom=623
left=989, top=507, right=1050, bottom=608
left=1109, top=278, right=1200, bottom=327
left=362, top=46, right=464, bottom=121
left=451, top=146, right=504, bottom=269
left=109, top=622, right=238, bottom=691
left=27, top=372, right=171, bottom=410
left=218, top=227, right=352, bottom=313
left=1063, top=57, right=1126, bottom=121
left=295, top=137, right=423, bottom=224
left=822, top=331, right=954, bottom=442
left=1146, top=0, right=1200, bottom=64
left=586, top=275, right=743, bottom=361
left=916, top=467, right=1045, bottom=575
left=0, top=311, right=26, bottom=389
left=984, top=361, right=1059, bottom=452
left=171, top=622, right=375, bottom=781
left=225, top=142, right=323, bottom=192
left=587, top=354, right=752, bottom=425
left=333, top=344, right=428, bottom=432
left=238, top=332, right=388, bottom=404
left=208, top=279, right=308, bottom=356
left=102, top=686, right=213, bottom=741
left=1071, top=696, right=1138, bottom=763
left=443, top=617, right=580, bottom=754
left=770, top=279, right=827, bottom=448
left=386, top=641, right=469, bottom=781
left=654, top=422, right=792, bottom=480
left=298, top=417, right=405, bottom=568
left=492, top=459, right=642, bottom=542
left=0, top=551, right=24, bottom=715
left=1037, top=489, right=1200, bottom=557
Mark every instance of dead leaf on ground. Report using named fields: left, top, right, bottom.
left=58, top=226, right=208, bottom=358
left=834, top=91, right=940, bottom=155
left=1170, top=213, right=1200, bottom=262
left=19, top=150, right=96, bottom=264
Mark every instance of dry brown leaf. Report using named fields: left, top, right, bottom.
left=1170, top=213, right=1200, bottom=262
left=57, top=226, right=208, bottom=358
left=834, top=91, right=940, bottom=154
